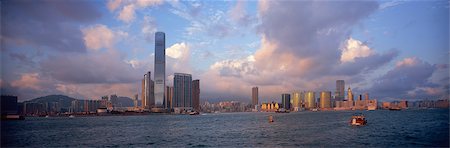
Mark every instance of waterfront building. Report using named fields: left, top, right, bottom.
left=320, top=91, right=331, bottom=109
left=1, top=95, right=18, bottom=115
left=192, top=80, right=200, bottom=111
left=252, top=87, right=258, bottom=107
left=292, top=92, right=301, bottom=111
left=142, top=72, right=154, bottom=109
left=335, top=80, right=345, bottom=101
left=347, top=87, right=354, bottom=107
left=166, top=86, right=174, bottom=109
left=305, top=91, right=316, bottom=110
left=282, top=94, right=291, bottom=110
left=154, top=32, right=166, bottom=108
left=261, top=102, right=280, bottom=112
left=364, top=92, right=369, bottom=100
left=134, top=94, right=138, bottom=109
left=174, top=73, right=192, bottom=108
left=399, top=100, right=408, bottom=109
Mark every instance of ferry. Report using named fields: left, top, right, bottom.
left=268, top=115, right=274, bottom=123
left=189, top=111, right=199, bottom=115
left=350, top=114, right=367, bottom=126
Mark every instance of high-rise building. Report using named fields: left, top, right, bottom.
left=292, top=92, right=301, bottom=110
left=166, top=86, right=174, bottom=109
left=142, top=72, right=154, bottom=109
left=305, top=91, right=316, bottom=109
left=174, top=73, right=192, bottom=108
left=134, top=94, right=139, bottom=108
left=364, top=92, right=369, bottom=100
left=335, top=80, right=345, bottom=101
left=281, top=94, right=291, bottom=110
left=252, top=87, right=258, bottom=107
left=320, top=91, right=331, bottom=109
left=347, top=87, right=354, bottom=107
left=154, top=32, right=166, bottom=108
left=141, top=78, right=145, bottom=108
left=192, top=80, right=200, bottom=111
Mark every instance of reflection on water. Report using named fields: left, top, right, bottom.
left=2, top=109, right=449, bottom=147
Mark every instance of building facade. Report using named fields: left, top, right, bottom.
left=154, top=32, right=166, bottom=108
left=292, top=92, right=301, bottom=111
left=252, top=87, right=258, bottom=107
left=281, top=94, right=291, bottom=110
left=335, top=80, right=345, bottom=101
left=192, top=80, right=200, bottom=111
left=165, top=86, right=174, bottom=109
left=320, top=91, right=331, bottom=109
left=305, top=91, right=316, bottom=110
left=173, top=73, right=192, bottom=108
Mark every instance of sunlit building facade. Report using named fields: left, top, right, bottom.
left=305, top=91, right=315, bottom=110
left=154, top=32, right=166, bottom=108
left=292, top=92, right=301, bottom=111
left=320, top=91, right=331, bottom=109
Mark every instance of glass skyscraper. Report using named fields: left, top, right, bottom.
left=173, top=73, right=192, bottom=108
left=154, top=32, right=165, bottom=108
left=335, top=80, right=345, bottom=101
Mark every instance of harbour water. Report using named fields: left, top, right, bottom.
left=2, top=109, right=449, bottom=147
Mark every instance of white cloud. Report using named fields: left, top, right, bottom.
left=340, top=38, right=374, bottom=63
left=107, top=0, right=123, bottom=12
left=166, top=42, right=189, bottom=59
left=118, top=4, right=136, bottom=23
left=136, top=0, right=163, bottom=7
left=81, top=24, right=115, bottom=51
left=396, top=57, right=418, bottom=67
left=11, top=73, right=43, bottom=90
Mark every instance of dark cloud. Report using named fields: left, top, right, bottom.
left=369, top=58, right=436, bottom=99
left=1, top=0, right=102, bottom=53
left=40, top=51, right=142, bottom=84
left=258, top=1, right=379, bottom=58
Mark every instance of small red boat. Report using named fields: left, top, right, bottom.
left=350, top=114, right=367, bottom=126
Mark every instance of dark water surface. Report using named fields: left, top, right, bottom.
left=2, top=109, right=449, bottom=147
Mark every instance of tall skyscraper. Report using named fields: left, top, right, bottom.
left=134, top=94, right=138, bottom=108
left=320, top=91, right=331, bottom=109
left=154, top=32, right=166, bottom=108
left=335, top=80, right=345, bottom=101
left=192, top=80, right=200, bottom=111
left=282, top=94, right=291, bottom=110
left=142, top=71, right=154, bottom=109
left=174, top=73, right=192, bottom=108
left=292, top=92, right=301, bottom=110
left=252, top=87, right=258, bottom=107
left=166, top=86, right=174, bottom=109
left=348, top=87, right=354, bottom=107
left=305, top=91, right=315, bottom=109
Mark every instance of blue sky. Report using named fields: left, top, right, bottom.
left=1, top=0, right=448, bottom=103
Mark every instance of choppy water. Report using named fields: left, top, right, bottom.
left=2, top=109, right=449, bottom=147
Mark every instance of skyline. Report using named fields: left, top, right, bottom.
left=1, top=0, right=449, bottom=102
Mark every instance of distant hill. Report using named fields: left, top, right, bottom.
left=116, top=96, right=134, bottom=107
left=25, top=94, right=76, bottom=108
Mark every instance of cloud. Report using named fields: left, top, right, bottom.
left=11, top=73, right=43, bottom=90
left=112, top=0, right=164, bottom=23
left=369, top=57, right=437, bottom=99
left=229, top=0, right=255, bottom=26
left=340, top=38, right=374, bottom=63
left=142, top=16, right=158, bottom=42
left=107, top=0, right=123, bottom=12
left=166, top=42, right=189, bottom=59
left=2, top=0, right=101, bottom=53
left=81, top=24, right=116, bottom=51
left=199, top=1, right=387, bottom=101
left=118, top=4, right=136, bottom=23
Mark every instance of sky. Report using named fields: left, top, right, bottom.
left=1, top=0, right=449, bottom=103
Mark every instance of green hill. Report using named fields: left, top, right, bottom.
left=25, top=94, right=77, bottom=108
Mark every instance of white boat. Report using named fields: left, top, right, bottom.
left=69, top=115, right=75, bottom=118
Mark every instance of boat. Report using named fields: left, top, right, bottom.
left=45, top=115, right=50, bottom=118
left=189, top=111, right=199, bottom=115
left=275, top=108, right=290, bottom=113
left=350, top=114, right=367, bottom=126
left=69, top=115, right=75, bottom=118
left=311, top=108, right=318, bottom=112
left=1, top=115, right=25, bottom=120
left=389, top=107, right=401, bottom=111
left=268, top=115, right=274, bottom=123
